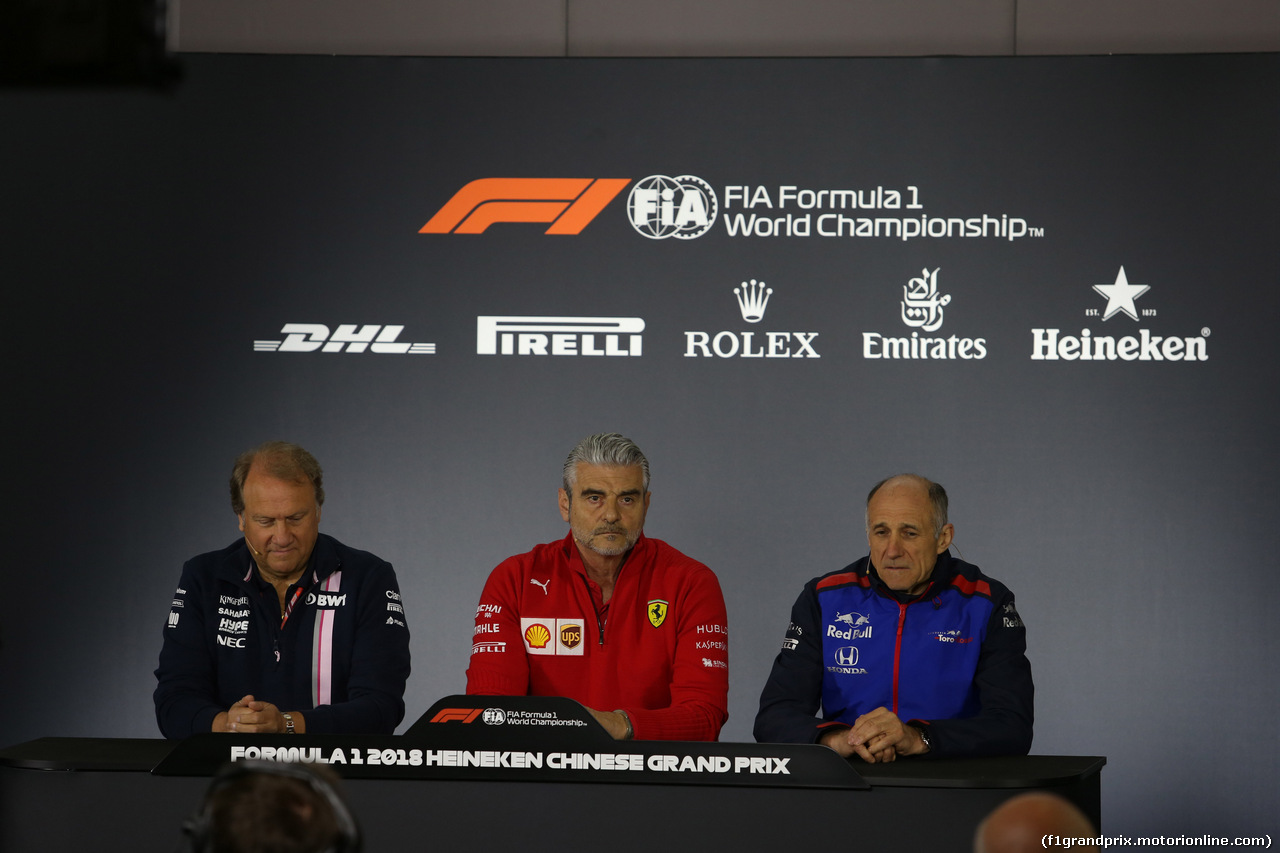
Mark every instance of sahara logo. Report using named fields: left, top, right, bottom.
left=255, top=324, right=435, bottom=354
left=1031, top=267, right=1209, bottom=362
left=420, top=178, right=630, bottom=234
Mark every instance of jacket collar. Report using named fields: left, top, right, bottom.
left=221, top=532, right=342, bottom=587
left=560, top=531, right=650, bottom=578
left=865, top=549, right=956, bottom=603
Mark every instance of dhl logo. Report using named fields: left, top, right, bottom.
left=421, top=178, right=630, bottom=235
left=429, top=708, right=483, bottom=723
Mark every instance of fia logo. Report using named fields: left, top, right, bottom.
left=628, top=175, right=718, bottom=240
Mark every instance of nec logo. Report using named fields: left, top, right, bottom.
left=256, top=324, right=436, bottom=354
left=421, top=178, right=630, bottom=235
left=429, top=708, right=483, bottom=723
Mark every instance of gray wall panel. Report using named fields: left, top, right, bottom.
left=568, top=0, right=1016, bottom=56
left=1018, top=0, right=1280, bottom=55
left=175, top=0, right=568, bottom=55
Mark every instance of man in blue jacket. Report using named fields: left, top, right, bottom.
left=754, top=474, right=1032, bottom=761
left=154, top=441, right=410, bottom=737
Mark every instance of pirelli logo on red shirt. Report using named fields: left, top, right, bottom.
left=421, top=178, right=630, bottom=235
left=522, top=618, right=585, bottom=656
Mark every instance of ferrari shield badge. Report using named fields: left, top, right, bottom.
left=647, top=599, right=668, bottom=628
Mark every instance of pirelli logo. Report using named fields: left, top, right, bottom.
left=477, top=317, right=644, bottom=357
left=421, top=178, right=630, bottom=235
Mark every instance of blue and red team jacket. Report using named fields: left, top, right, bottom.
left=753, top=551, right=1033, bottom=757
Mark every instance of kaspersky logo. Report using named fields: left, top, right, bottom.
left=420, top=178, right=629, bottom=234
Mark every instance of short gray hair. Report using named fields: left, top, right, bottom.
left=562, top=433, right=650, bottom=494
left=865, top=473, right=948, bottom=537
left=230, top=441, right=325, bottom=514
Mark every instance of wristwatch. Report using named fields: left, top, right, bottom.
left=614, top=709, right=634, bottom=741
left=282, top=713, right=296, bottom=734
left=912, top=724, right=932, bottom=754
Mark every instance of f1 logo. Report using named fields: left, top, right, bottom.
left=429, top=708, right=483, bottom=723
left=421, top=178, right=630, bottom=235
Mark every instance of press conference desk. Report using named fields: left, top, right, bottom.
left=1, top=735, right=1103, bottom=853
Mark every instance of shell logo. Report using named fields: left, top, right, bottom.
left=524, top=622, right=552, bottom=649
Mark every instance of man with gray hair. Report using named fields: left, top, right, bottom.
left=754, top=474, right=1032, bottom=760
left=466, top=433, right=729, bottom=741
left=154, top=441, right=410, bottom=737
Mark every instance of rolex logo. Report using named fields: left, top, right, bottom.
left=684, top=281, right=819, bottom=359
left=734, top=279, right=773, bottom=323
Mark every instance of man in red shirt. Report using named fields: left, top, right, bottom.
left=466, top=433, right=729, bottom=741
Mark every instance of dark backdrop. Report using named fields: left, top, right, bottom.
left=3, top=53, right=1276, bottom=838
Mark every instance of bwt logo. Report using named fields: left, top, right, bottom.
left=429, top=708, right=483, bottom=724
left=477, top=316, right=644, bottom=357
left=255, top=324, right=436, bottom=354
left=421, top=178, right=630, bottom=235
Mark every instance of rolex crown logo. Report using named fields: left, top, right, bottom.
left=734, top=279, right=773, bottom=323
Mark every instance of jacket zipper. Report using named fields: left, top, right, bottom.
left=892, top=602, right=908, bottom=715
left=581, top=575, right=606, bottom=646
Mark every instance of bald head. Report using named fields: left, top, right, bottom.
left=974, top=792, right=1096, bottom=853
left=865, top=473, right=948, bottom=537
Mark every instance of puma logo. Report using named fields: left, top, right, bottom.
left=530, top=578, right=550, bottom=595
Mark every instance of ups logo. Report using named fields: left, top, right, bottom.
left=560, top=624, right=583, bottom=649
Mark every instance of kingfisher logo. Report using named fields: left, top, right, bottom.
left=421, top=178, right=629, bottom=234
left=478, top=316, right=644, bottom=356
left=628, top=175, right=718, bottom=239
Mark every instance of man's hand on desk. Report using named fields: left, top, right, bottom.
left=211, top=694, right=307, bottom=734
left=820, top=706, right=929, bottom=763
left=586, top=707, right=634, bottom=740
